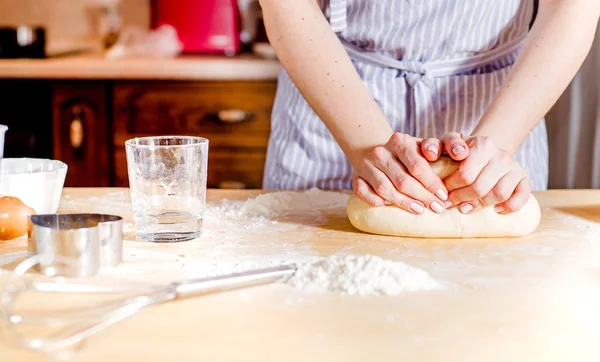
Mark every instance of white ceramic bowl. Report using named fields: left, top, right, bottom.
left=0, top=158, right=68, bottom=214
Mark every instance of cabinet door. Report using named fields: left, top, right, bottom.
left=52, top=83, right=110, bottom=187
left=0, top=80, right=52, bottom=159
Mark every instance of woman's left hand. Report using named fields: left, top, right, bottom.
left=421, top=134, right=531, bottom=214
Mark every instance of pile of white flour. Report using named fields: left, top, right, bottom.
left=287, top=254, right=442, bottom=296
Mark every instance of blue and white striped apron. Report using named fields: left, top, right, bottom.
left=263, top=0, right=549, bottom=191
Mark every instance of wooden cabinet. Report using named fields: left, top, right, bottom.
left=48, top=80, right=277, bottom=188
left=52, top=82, right=111, bottom=187
left=112, top=81, right=276, bottom=189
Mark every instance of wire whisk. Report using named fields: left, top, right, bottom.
left=0, top=254, right=296, bottom=360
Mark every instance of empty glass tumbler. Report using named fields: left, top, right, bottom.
left=125, top=136, right=208, bottom=242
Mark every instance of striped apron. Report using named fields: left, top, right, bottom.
left=263, top=0, right=549, bottom=191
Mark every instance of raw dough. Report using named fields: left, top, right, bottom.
left=346, top=157, right=542, bottom=238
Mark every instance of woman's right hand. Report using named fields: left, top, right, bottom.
left=352, top=132, right=468, bottom=214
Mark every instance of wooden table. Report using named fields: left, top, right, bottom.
left=1, top=188, right=600, bottom=362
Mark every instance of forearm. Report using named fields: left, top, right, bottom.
left=260, top=0, right=393, bottom=165
left=471, top=0, right=600, bottom=154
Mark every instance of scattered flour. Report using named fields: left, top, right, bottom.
left=205, top=199, right=274, bottom=230
left=34, top=188, right=600, bottom=296
left=287, top=254, right=443, bottom=296
left=178, top=253, right=443, bottom=296
left=206, top=188, right=348, bottom=217
left=203, top=188, right=349, bottom=231
left=99, top=253, right=441, bottom=296
left=239, top=188, right=350, bottom=217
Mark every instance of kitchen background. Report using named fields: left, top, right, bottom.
left=0, top=0, right=598, bottom=190
left=0, top=0, right=150, bottom=41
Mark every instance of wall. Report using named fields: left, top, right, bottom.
left=0, top=0, right=150, bottom=41
left=545, top=25, right=600, bottom=189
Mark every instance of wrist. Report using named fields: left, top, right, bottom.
left=470, top=122, right=524, bottom=156
left=342, top=129, right=394, bottom=167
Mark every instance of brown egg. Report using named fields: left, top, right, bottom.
left=0, top=196, right=36, bottom=240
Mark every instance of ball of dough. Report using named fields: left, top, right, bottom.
left=346, top=158, right=541, bottom=238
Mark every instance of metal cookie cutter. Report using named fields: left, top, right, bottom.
left=28, top=213, right=123, bottom=278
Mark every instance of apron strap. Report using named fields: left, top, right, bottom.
left=329, top=0, right=348, bottom=33
left=340, top=32, right=528, bottom=83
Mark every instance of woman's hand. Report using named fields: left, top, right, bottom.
left=441, top=136, right=531, bottom=214
left=352, top=133, right=468, bottom=215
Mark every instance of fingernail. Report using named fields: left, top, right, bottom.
left=452, top=145, right=465, bottom=155
left=435, top=189, right=448, bottom=201
left=426, top=145, right=438, bottom=155
left=430, top=201, right=444, bottom=214
left=410, top=202, right=424, bottom=214
left=494, top=206, right=504, bottom=213
left=459, top=203, right=473, bottom=214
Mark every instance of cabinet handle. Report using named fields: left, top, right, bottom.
left=69, top=107, right=84, bottom=149
left=218, top=181, right=247, bottom=189
left=217, top=109, right=255, bottom=124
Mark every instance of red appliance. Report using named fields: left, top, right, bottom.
left=151, top=0, right=241, bottom=55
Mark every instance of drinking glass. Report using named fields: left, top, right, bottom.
left=0, top=124, right=7, bottom=158
left=125, top=136, right=208, bottom=242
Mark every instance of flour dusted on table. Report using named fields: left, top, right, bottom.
left=180, top=253, right=443, bottom=297
left=60, top=189, right=445, bottom=296
left=205, top=199, right=274, bottom=230
left=239, top=188, right=350, bottom=217
left=207, top=188, right=348, bottom=219
left=204, top=187, right=349, bottom=230
left=287, top=254, right=443, bottom=296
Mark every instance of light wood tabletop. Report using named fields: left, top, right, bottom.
left=1, top=188, right=599, bottom=362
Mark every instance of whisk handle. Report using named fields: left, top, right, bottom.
left=173, top=264, right=297, bottom=298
